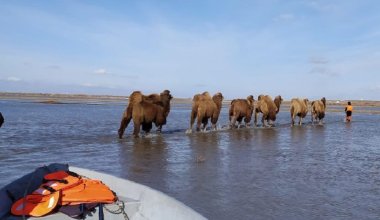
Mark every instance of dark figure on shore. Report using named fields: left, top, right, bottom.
left=345, top=101, right=353, bottom=122
left=0, top=112, right=3, bottom=127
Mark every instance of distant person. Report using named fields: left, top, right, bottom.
left=0, top=112, right=3, bottom=127
left=345, top=101, right=353, bottom=122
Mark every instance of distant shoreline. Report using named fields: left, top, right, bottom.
left=0, top=92, right=192, bottom=104
left=1, top=92, right=380, bottom=114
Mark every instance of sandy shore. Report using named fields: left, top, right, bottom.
left=1, top=92, right=379, bottom=114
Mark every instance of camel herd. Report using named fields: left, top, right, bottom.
left=117, top=90, right=327, bottom=138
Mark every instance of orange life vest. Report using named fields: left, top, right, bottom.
left=11, top=171, right=116, bottom=217
left=346, top=105, right=353, bottom=112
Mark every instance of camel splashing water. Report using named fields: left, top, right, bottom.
left=229, top=95, right=255, bottom=128
left=311, top=97, right=326, bottom=125
left=290, top=98, right=309, bottom=126
left=186, top=92, right=224, bottom=133
left=118, top=90, right=173, bottom=138
left=254, top=95, right=282, bottom=127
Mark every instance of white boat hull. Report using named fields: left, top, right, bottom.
left=7, top=167, right=206, bottom=220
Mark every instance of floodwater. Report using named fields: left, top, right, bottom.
left=1, top=100, right=380, bottom=220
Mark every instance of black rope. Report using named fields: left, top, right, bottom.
left=104, top=200, right=130, bottom=220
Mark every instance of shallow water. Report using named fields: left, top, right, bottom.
left=1, top=100, right=380, bottom=220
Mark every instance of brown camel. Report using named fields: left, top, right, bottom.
left=254, top=95, right=282, bottom=127
left=0, top=112, right=3, bottom=128
left=118, top=90, right=173, bottom=138
left=229, top=95, right=254, bottom=128
left=290, top=98, right=309, bottom=126
left=311, top=97, right=326, bottom=125
left=186, top=92, right=224, bottom=133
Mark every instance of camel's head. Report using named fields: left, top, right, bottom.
left=303, top=98, right=309, bottom=105
left=247, top=95, right=254, bottom=108
left=274, top=95, right=283, bottom=113
left=258, top=94, right=264, bottom=101
left=277, top=95, right=283, bottom=102
left=321, top=97, right=326, bottom=107
left=212, top=92, right=224, bottom=105
left=160, top=90, right=173, bottom=101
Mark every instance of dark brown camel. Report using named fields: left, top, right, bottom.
left=229, top=95, right=254, bottom=128
left=118, top=90, right=172, bottom=138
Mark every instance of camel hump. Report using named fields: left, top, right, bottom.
left=264, top=95, right=272, bottom=101
left=146, top=94, right=160, bottom=101
left=202, top=91, right=211, bottom=98
left=291, top=98, right=298, bottom=103
left=291, top=98, right=303, bottom=104
left=193, top=92, right=211, bottom=102
left=129, top=91, right=144, bottom=104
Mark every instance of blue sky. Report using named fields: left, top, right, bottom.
left=0, top=0, right=379, bottom=100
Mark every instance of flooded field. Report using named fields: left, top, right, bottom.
left=1, top=100, right=379, bottom=219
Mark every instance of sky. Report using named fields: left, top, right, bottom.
left=0, top=0, right=379, bottom=100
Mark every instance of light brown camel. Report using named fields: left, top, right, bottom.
left=229, top=95, right=254, bottom=128
left=186, top=92, right=224, bottom=133
left=118, top=90, right=173, bottom=138
left=254, top=95, right=282, bottom=127
left=311, top=97, right=326, bottom=125
left=290, top=98, right=309, bottom=126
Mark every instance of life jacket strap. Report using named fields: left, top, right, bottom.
left=41, top=185, right=56, bottom=193
left=43, top=179, right=68, bottom=184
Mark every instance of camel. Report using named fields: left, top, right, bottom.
left=311, top=97, right=326, bottom=125
left=186, top=92, right=224, bottom=133
left=0, top=112, right=3, bottom=128
left=118, top=90, right=173, bottom=138
left=229, top=95, right=254, bottom=128
left=254, top=95, right=282, bottom=127
left=290, top=98, right=309, bottom=126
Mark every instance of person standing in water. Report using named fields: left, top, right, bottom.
left=345, top=101, right=353, bottom=122
left=0, top=112, right=4, bottom=127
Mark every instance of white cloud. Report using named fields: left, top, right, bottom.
left=273, top=13, right=295, bottom=22
left=94, top=68, right=107, bottom=75
left=81, top=83, right=97, bottom=87
left=369, top=85, right=380, bottom=92
left=309, top=56, right=329, bottom=64
left=6, top=76, right=21, bottom=82
left=309, top=67, right=339, bottom=77
left=47, top=64, right=61, bottom=70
